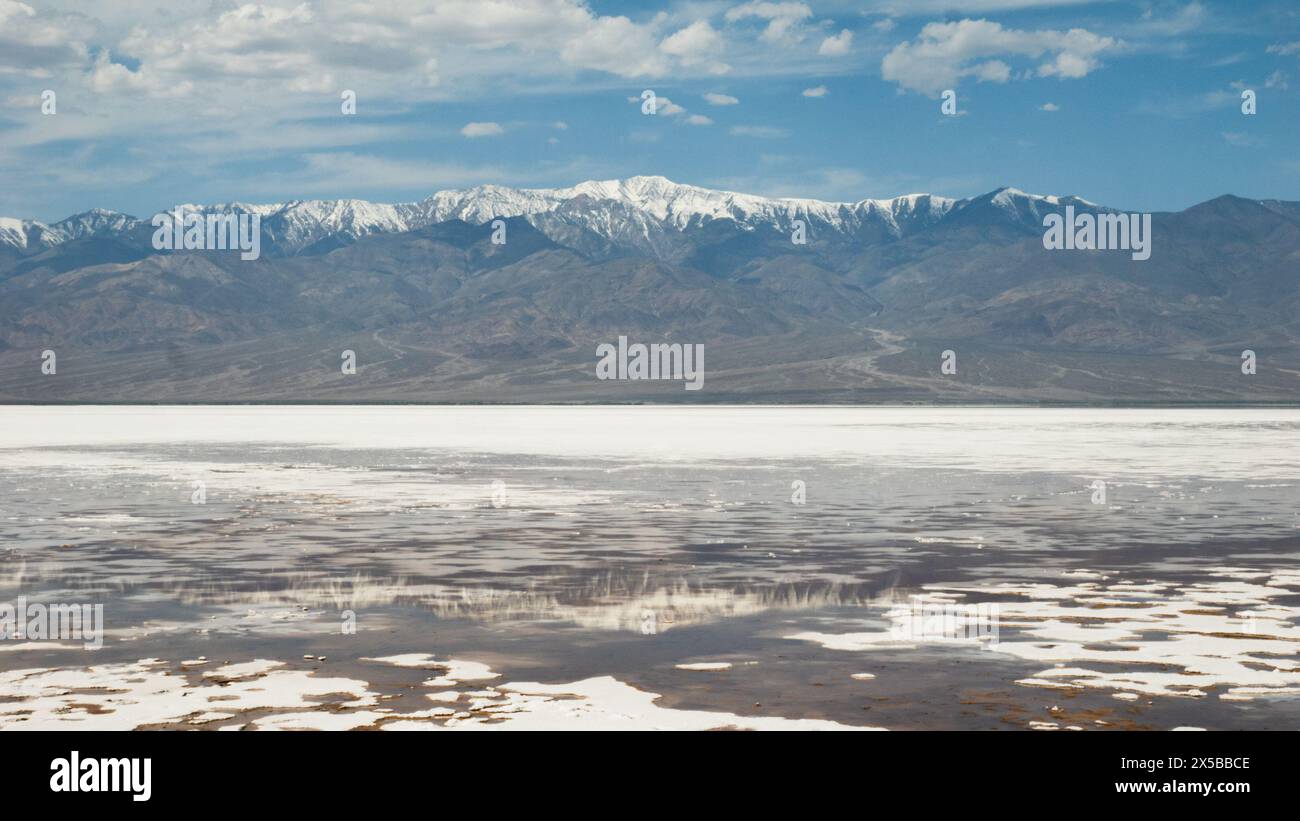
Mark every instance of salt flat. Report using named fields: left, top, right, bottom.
left=1, top=406, right=1298, bottom=730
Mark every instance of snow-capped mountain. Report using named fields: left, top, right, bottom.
left=0, top=216, right=71, bottom=250
left=0, top=176, right=1095, bottom=257
left=4, top=181, right=1299, bottom=403
left=0, top=209, right=144, bottom=250
left=52, top=208, right=143, bottom=241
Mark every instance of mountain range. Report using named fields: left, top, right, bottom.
left=2, top=176, right=1298, bottom=403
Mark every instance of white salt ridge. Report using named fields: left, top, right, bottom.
left=423, top=661, right=500, bottom=687
left=0, top=655, right=877, bottom=731
left=362, top=653, right=445, bottom=669
left=0, top=658, right=376, bottom=730
left=675, top=662, right=733, bottom=671
left=429, top=676, right=876, bottom=731
left=9, top=406, right=1300, bottom=483
left=0, top=642, right=81, bottom=652
left=363, top=653, right=500, bottom=686
left=786, top=569, right=1300, bottom=701
left=0, top=450, right=614, bottom=515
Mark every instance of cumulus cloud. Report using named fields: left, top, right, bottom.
left=116, top=3, right=329, bottom=86
left=625, top=92, right=714, bottom=125
left=802, top=85, right=829, bottom=97
left=70, top=0, right=739, bottom=106
left=0, top=0, right=93, bottom=76
left=649, top=95, right=685, bottom=116
left=819, top=29, right=853, bottom=57
left=627, top=94, right=689, bottom=117
left=1, top=0, right=882, bottom=131
left=561, top=14, right=671, bottom=76
left=660, top=20, right=717, bottom=57
left=881, top=18, right=1119, bottom=96
left=461, top=122, right=505, bottom=137
left=1039, top=101, right=1059, bottom=111
left=659, top=19, right=730, bottom=74
left=704, top=92, right=739, bottom=105
left=87, top=50, right=192, bottom=97
left=725, top=2, right=813, bottom=43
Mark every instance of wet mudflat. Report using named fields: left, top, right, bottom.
left=2, top=406, right=1298, bottom=730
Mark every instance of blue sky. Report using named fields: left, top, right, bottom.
left=2, top=0, right=1298, bottom=221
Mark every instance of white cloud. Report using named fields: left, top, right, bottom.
left=0, top=0, right=93, bottom=76
left=1133, top=1, right=1206, bottom=37
left=1221, top=131, right=1261, bottom=148
left=115, top=3, right=329, bottom=87
left=861, top=1, right=1112, bottom=11
left=659, top=19, right=731, bottom=74
left=802, top=85, right=828, bottom=97
left=561, top=14, right=671, bottom=77
left=972, top=59, right=1011, bottom=82
left=816, top=29, right=857, bottom=57
left=660, top=19, right=719, bottom=57
left=1137, top=88, right=1237, bottom=118
left=0, top=0, right=855, bottom=170
left=461, top=122, right=505, bottom=137
left=552, top=121, right=569, bottom=130
left=88, top=50, right=191, bottom=96
left=627, top=92, right=712, bottom=125
left=1039, top=101, right=1059, bottom=111
left=873, top=18, right=896, bottom=33
left=659, top=97, right=686, bottom=116
left=704, top=92, right=739, bottom=105
left=1269, top=41, right=1300, bottom=56
left=881, top=18, right=1119, bottom=96
left=627, top=94, right=687, bottom=117
left=91, top=0, right=700, bottom=103
left=1210, top=52, right=1248, bottom=67
left=819, top=29, right=853, bottom=57
left=730, top=125, right=787, bottom=138
left=725, top=2, right=813, bottom=43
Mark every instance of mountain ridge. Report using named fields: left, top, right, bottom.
left=1, top=176, right=1147, bottom=257
left=3, top=176, right=1299, bottom=403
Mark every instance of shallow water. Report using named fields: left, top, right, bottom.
left=2, top=406, right=1298, bottom=730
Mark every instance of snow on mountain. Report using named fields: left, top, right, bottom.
left=51, top=208, right=142, bottom=240
left=0, top=216, right=64, bottom=250
left=943, top=186, right=1106, bottom=232
left=263, top=199, right=414, bottom=253
left=0, top=209, right=142, bottom=251
left=1, top=178, right=1090, bottom=256
left=416, top=176, right=957, bottom=237
left=0, top=217, right=32, bottom=249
